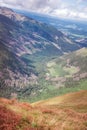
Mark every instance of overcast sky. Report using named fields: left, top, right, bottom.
left=0, top=0, right=87, bottom=20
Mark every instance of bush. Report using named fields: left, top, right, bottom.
left=0, top=105, right=21, bottom=130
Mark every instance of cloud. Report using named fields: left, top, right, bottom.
left=1, top=0, right=48, bottom=8
left=77, top=0, right=87, bottom=3
left=51, top=8, right=87, bottom=20
left=0, top=0, right=87, bottom=20
left=52, top=8, right=69, bottom=17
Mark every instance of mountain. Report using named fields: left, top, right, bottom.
left=0, top=7, right=87, bottom=102
left=0, top=90, right=87, bottom=130
left=0, top=7, right=87, bottom=130
left=76, top=38, right=87, bottom=47
left=0, top=41, right=37, bottom=98
left=0, top=7, right=80, bottom=57
left=20, top=11, right=87, bottom=48
left=0, top=7, right=82, bottom=99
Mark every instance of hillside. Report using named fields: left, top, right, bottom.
left=34, top=90, right=87, bottom=107
left=46, top=47, right=87, bottom=80
left=0, top=42, right=35, bottom=98
left=0, top=7, right=80, bottom=57
left=24, top=48, right=87, bottom=102
left=22, top=11, right=87, bottom=48
left=0, top=90, right=87, bottom=130
left=0, top=6, right=82, bottom=99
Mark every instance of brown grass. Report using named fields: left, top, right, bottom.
left=0, top=90, right=87, bottom=130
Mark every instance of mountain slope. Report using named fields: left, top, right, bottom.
left=46, top=47, right=87, bottom=78
left=0, top=90, right=87, bottom=130
left=0, top=7, right=80, bottom=57
left=34, top=90, right=87, bottom=107
left=26, top=48, right=87, bottom=102
left=0, top=42, right=35, bottom=98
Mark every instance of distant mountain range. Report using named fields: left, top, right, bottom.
left=19, top=10, right=87, bottom=48
left=0, top=7, right=80, bottom=56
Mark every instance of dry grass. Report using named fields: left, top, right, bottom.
left=0, top=90, right=87, bottom=130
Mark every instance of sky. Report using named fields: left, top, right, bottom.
left=0, top=0, right=87, bottom=20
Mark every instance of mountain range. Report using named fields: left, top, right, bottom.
left=0, top=6, right=87, bottom=130
left=0, top=7, right=80, bottom=57
left=0, top=6, right=87, bottom=102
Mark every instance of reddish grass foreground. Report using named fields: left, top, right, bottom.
left=0, top=105, right=21, bottom=130
left=0, top=90, right=87, bottom=130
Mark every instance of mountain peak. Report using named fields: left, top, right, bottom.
left=0, top=6, right=26, bottom=21
left=0, top=6, right=14, bottom=12
left=0, top=6, right=14, bottom=17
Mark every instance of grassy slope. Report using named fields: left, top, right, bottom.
left=0, top=90, right=87, bottom=130
left=27, top=79, right=87, bottom=103
left=46, top=47, right=87, bottom=77
left=20, top=48, right=87, bottom=102
left=34, top=90, right=87, bottom=108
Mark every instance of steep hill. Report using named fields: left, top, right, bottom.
left=0, top=42, right=36, bottom=98
left=0, top=90, right=87, bottom=130
left=0, top=6, right=80, bottom=57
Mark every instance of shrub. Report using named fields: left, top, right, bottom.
left=0, top=105, right=21, bottom=130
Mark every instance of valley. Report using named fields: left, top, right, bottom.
left=0, top=5, right=87, bottom=130
left=0, top=7, right=87, bottom=103
left=23, top=48, right=87, bottom=102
